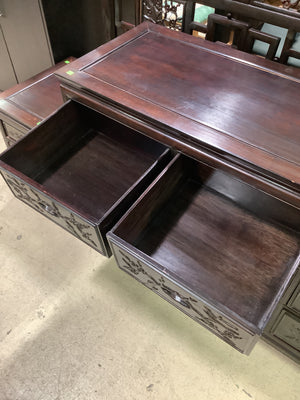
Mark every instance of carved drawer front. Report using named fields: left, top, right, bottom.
left=5, top=137, right=16, bottom=147
left=107, top=153, right=299, bottom=356
left=3, top=122, right=26, bottom=141
left=110, top=241, right=257, bottom=354
left=0, top=121, right=26, bottom=147
left=2, top=171, right=104, bottom=253
left=271, top=311, right=300, bottom=352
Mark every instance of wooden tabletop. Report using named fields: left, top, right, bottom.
left=0, top=57, right=76, bottom=129
left=55, top=23, right=300, bottom=191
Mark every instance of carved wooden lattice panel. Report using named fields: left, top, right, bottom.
left=110, top=241, right=257, bottom=354
left=142, top=0, right=186, bottom=30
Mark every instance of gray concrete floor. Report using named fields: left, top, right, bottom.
left=0, top=135, right=299, bottom=400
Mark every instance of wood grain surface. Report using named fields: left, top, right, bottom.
left=55, top=23, right=300, bottom=187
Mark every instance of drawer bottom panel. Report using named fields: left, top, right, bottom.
left=110, top=240, right=257, bottom=354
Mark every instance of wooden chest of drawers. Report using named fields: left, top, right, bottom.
left=0, top=22, right=299, bottom=359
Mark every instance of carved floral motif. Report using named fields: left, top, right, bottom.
left=285, top=325, right=300, bottom=344
left=163, top=1, right=184, bottom=30
left=116, top=247, right=245, bottom=349
left=143, top=0, right=163, bottom=24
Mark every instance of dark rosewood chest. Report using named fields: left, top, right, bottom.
left=0, top=23, right=299, bottom=360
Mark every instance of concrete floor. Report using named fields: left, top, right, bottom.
left=0, top=134, right=298, bottom=400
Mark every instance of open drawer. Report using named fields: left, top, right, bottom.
left=108, top=154, right=300, bottom=354
left=0, top=100, right=172, bottom=256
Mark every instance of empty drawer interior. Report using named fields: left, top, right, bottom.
left=0, top=100, right=170, bottom=223
left=112, top=154, right=300, bottom=331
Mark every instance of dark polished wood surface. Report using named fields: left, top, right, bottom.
left=0, top=57, right=76, bottom=130
left=8, top=74, right=63, bottom=119
left=86, top=33, right=298, bottom=163
left=55, top=23, right=300, bottom=190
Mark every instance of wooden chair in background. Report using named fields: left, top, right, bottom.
left=115, top=0, right=300, bottom=66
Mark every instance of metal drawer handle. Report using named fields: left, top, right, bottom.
left=174, top=293, right=183, bottom=303
left=162, top=287, right=190, bottom=308
left=38, top=202, right=59, bottom=217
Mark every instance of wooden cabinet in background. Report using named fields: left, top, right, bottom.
left=0, top=24, right=18, bottom=90
left=0, top=0, right=117, bottom=92
left=0, top=0, right=54, bottom=91
left=41, top=0, right=115, bottom=63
